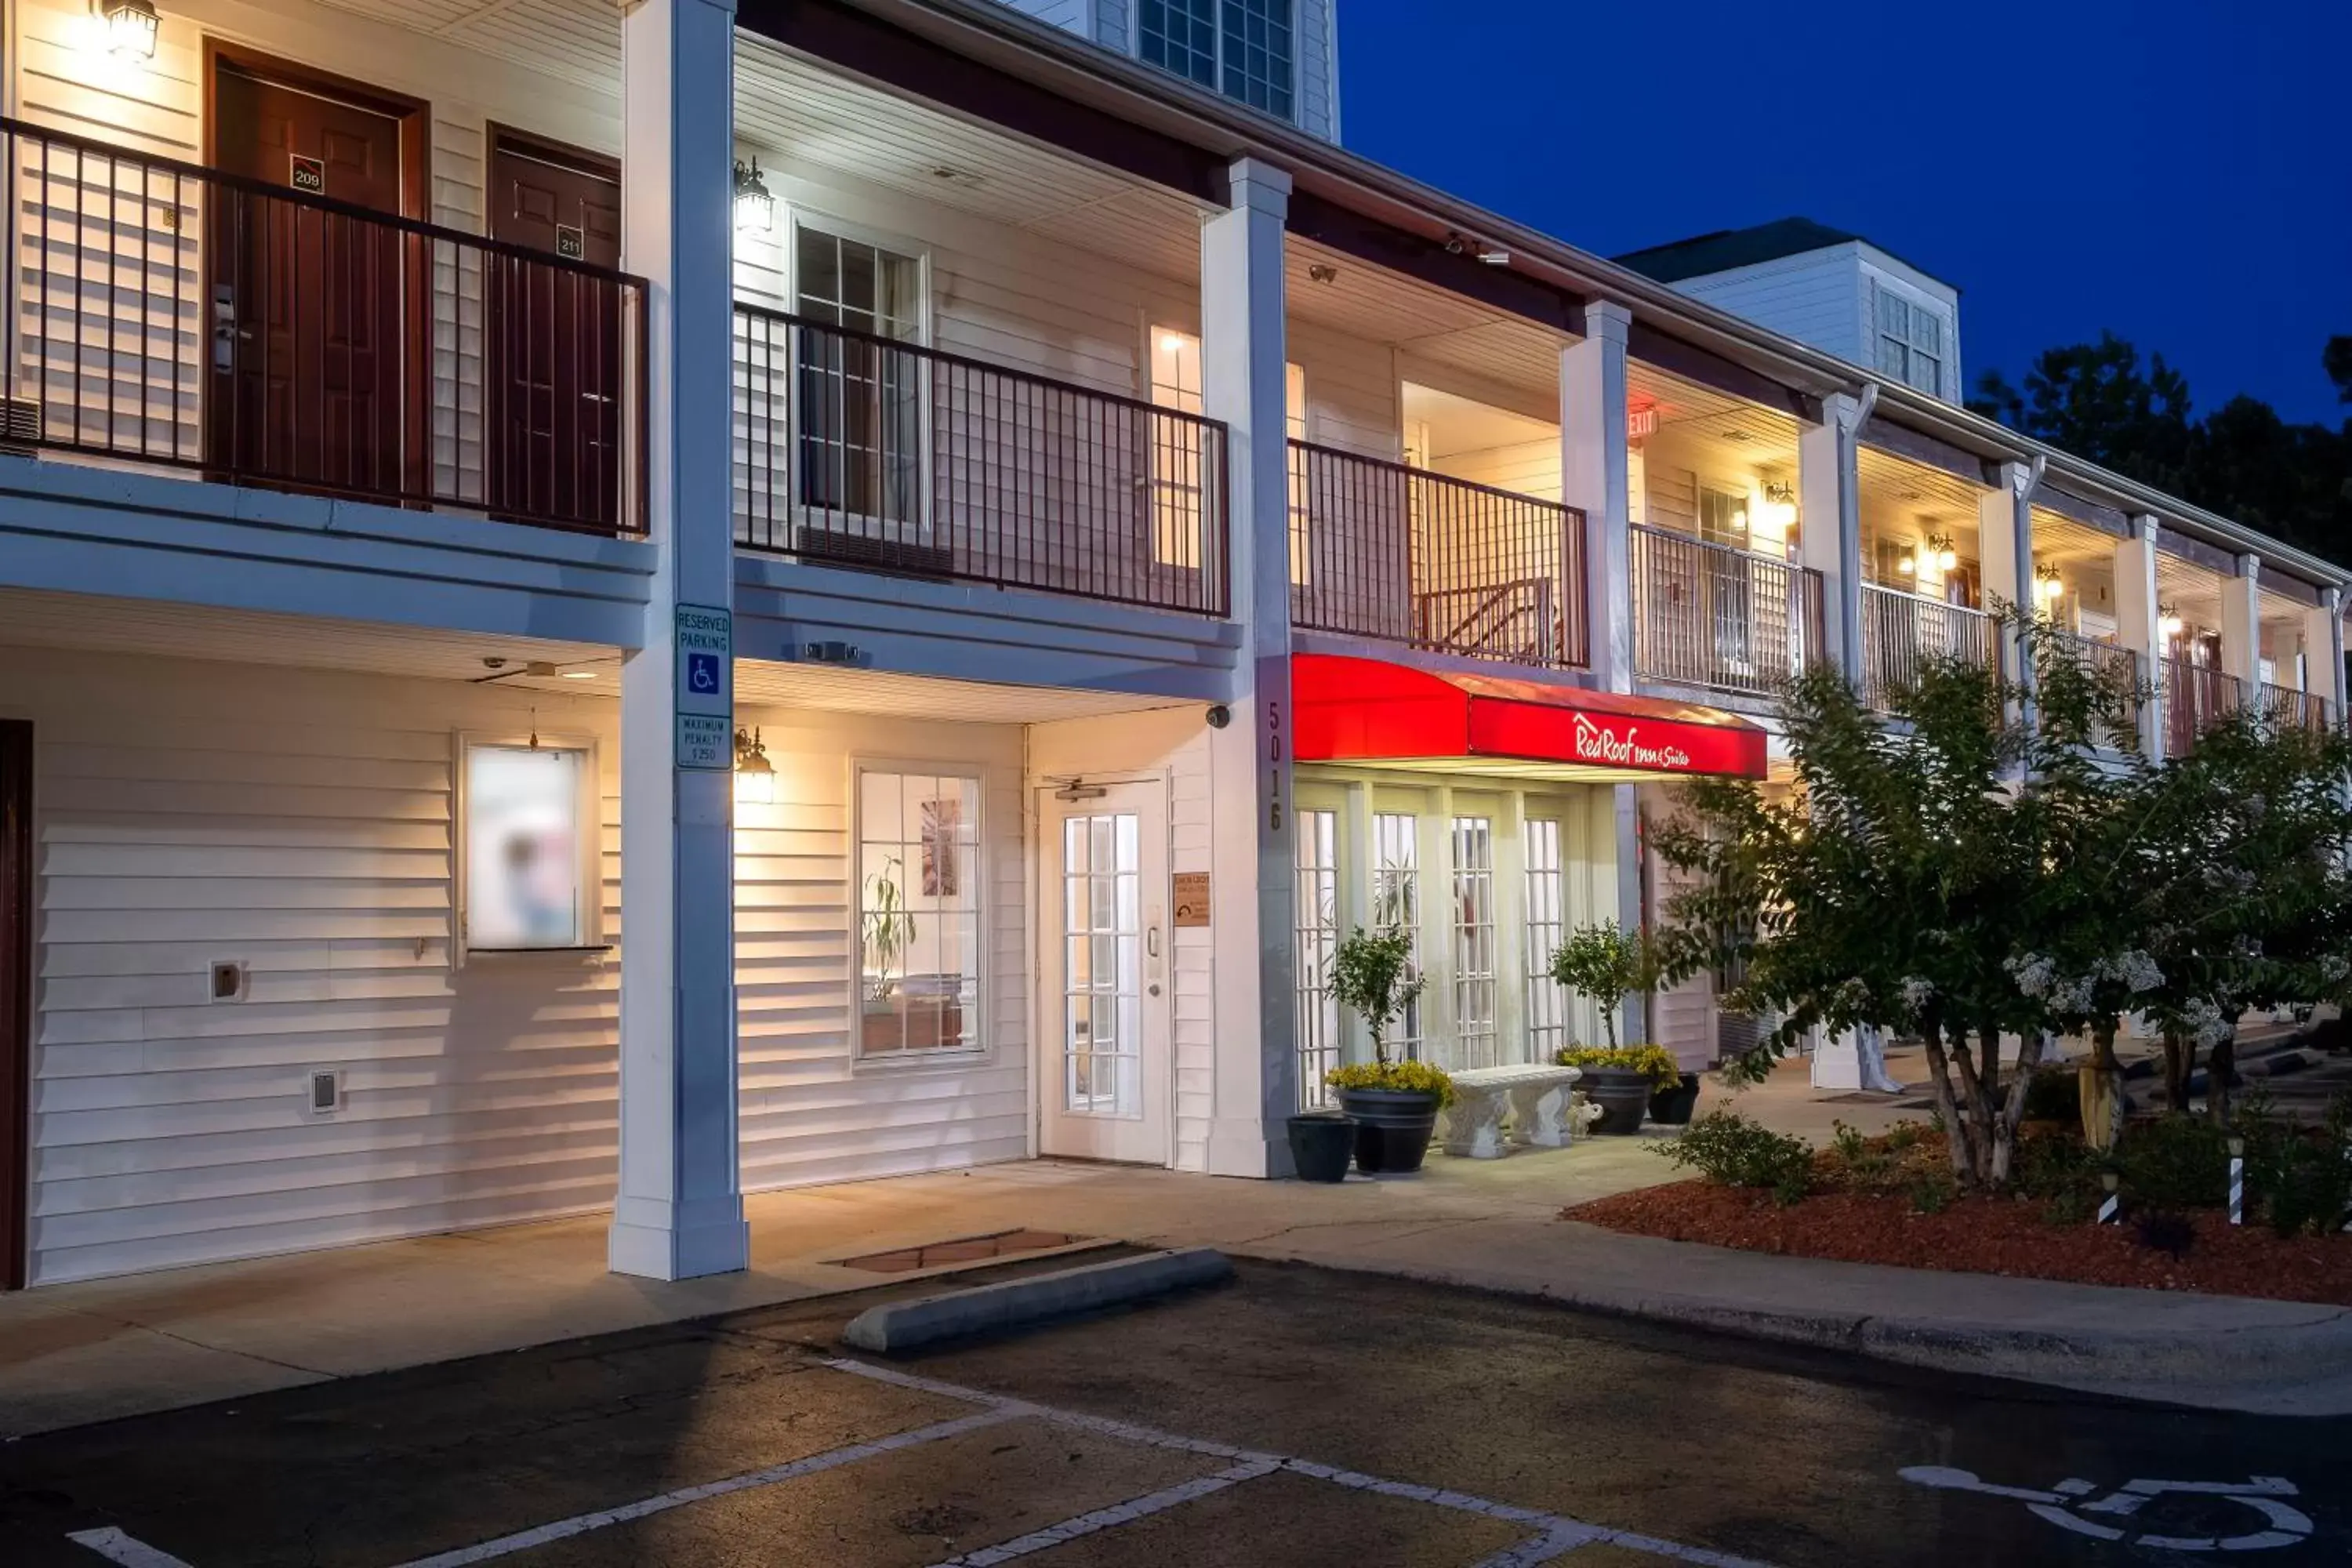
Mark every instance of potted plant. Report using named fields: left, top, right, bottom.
left=1321, top=926, right=1450, bottom=1173
left=1548, top=922, right=1679, bottom=1134
left=861, top=857, right=916, bottom=1051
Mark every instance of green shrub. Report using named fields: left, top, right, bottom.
left=1830, top=1119, right=1867, bottom=1163
left=2116, top=1116, right=2228, bottom=1210
left=2016, top=1129, right=2103, bottom=1204
left=1557, top=1044, right=1681, bottom=1091
left=2020, top=1068, right=2080, bottom=1124
left=1659, top=1110, right=1814, bottom=1203
left=2258, top=1094, right=2352, bottom=1237
left=1885, top=1120, right=1927, bottom=1152
left=1907, top=1172, right=1956, bottom=1214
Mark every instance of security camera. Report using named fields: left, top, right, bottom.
left=1206, top=704, right=1232, bottom=729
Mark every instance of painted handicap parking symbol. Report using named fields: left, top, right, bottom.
left=1902, top=1465, right=2314, bottom=1552
left=685, top=652, right=722, bottom=696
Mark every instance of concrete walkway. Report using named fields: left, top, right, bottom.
left=9, top=1122, right=2352, bottom=1436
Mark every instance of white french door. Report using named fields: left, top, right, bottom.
left=1037, top=781, right=1171, bottom=1165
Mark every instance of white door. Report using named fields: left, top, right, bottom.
left=1038, top=782, right=1171, bottom=1165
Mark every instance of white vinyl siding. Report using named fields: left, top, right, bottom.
left=1663, top=245, right=1865, bottom=364
left=991, top=0, right=1089, bottom=30
left=9, top=650, right=623, bottom=1287
left=734, top=715, right=1029, bottom=1192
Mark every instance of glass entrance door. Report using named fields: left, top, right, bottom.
left=1038, top=781, right=1171, bottom=1165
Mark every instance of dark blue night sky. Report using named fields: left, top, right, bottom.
left=1335, top=0, right=2350, bottom=423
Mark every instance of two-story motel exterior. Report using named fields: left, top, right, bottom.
left=0, top=0, right=2343, bottom=1289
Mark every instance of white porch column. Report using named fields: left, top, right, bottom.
left=1561, top=302, right=1633, bottom=694
left=2311, top=589, right=2347, bottom=716
left=2115, top=514, right=2165, bottom=757
left=1798, top=391, right=1865, bottom=677
left=1559, top=303, right=1641, bottom=1034
left=1977, top=459, right=2038, bottom=699
left=2223, top=554, right=2262, bottom=691
left=609, top=0, right=748, bottom=1280
left=1201, top=157, right=1298, bottom=1175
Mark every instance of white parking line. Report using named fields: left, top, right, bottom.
left=64, top=1528, right=196, bottom=1568
left=927, top=1460, right=1283, bottom=1566
left=388, top=1406, right=1019, bottom=1568
left=825, top=1359, right=1780, bottom=1568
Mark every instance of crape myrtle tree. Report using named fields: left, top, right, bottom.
left=1655, top=611, right=2180, bottom=1189
left=2122, top=711, right=2352, bottom=1122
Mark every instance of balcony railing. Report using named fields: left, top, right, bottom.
left=3, top=115, right=646, bottom=535
left=2047, top=629, right=2144, bottom=746
left=2162, top=658, right=2243, bottom=754
left=1287, top=441, right=1588, bottom=667
left=1629, top=524, right=1824, bottom=696
left=2257, top=681, right=2330, bottom=735
left=733, top=307, right=1229, bottom=615
left=1860, top=584, right=2001, bottom=709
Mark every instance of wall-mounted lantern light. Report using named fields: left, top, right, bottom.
left=732, top=158, right=774, bottom=235
left=2034, top=564, right=2067, bottom=606
left=2160, top=604, right=2185, bottom=640
left=1924, top=531, right=1959, bottom=573
left=733, top=726, right=775, bottom=806
left=99, top=0, right=159, bottom=60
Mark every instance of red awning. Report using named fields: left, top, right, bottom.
left=1292, top=654, right=1767, bottom=781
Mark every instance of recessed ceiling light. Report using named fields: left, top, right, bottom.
left=561, top=670, right=597, bottom=680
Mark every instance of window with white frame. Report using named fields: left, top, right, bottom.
left=459, top=739, right=596, bottom=954
left=1294, top=808, right=1341, bottom=1109
left=1524, top=817, right=1567, bottom=1061
left=1697, top=485, right=1750, bottom=551
left=1372, top=811, right=1422, bottom=1058
left=1138, top=0, right=1294, bottom=121
left=855, top=767, right=982, bottom=1058
left=1147, top=328, right=1307, bottom=579
left=1874, top=288, right=1946, bottom=398
left=1450, top=816, right=1497, bottom=1071
left=794, top=221, right=925, bottom=524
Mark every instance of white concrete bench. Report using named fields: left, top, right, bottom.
left=1441, top=1064, right=1584, bottom=1160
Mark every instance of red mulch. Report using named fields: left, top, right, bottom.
left=1567, top=1181, right=2352, bottom=1305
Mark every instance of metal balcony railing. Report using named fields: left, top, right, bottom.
left=2, top=114, right=647, bottom=535
left=2162, top=658, right=2244, bottom=754
left=2257, top=681, right=2330, bottom=735
left=2046, top=629, right=2144, bottom=745
left=1286, top=441, right=1588, bottom=667
left=733, top=307, right=1229, bottom=615
left=1859, top=585, right=2001, bottom=710
left=1629, top=524, right=1825, bottom=696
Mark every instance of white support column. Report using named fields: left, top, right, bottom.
left=2223, top=554, right=2262, bottom=691
left=2115, top=514, right=2166, bottom=757
left=608, top=0, right=747, bottom=1281
left=1978, top=460, right=2038, bottom=701
left=1562, top=302, right=1632, bottom=693
left=1201, top=158, right=1297, bottom=1175
left=1798, top=392, right=1865, bottom=677
left=2312, top=588, right=2347, bottom=716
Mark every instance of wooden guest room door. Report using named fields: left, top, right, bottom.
left=485, top=129, right=625, bottom=527
left=206, top=49, right=423, bottom=501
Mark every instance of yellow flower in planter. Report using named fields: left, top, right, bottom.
left=1555, top=1044, right=1681, bottom=1091
left=1324, top=1059, right=1457, bottom=1108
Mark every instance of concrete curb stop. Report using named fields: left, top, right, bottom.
left=842, top=1247, right=1235, bottom=1354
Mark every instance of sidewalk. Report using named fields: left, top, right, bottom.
left=8, top=1127, right=2350, bottom=1439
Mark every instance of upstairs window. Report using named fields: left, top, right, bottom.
left=1139, top=0, right=1295, bottom=121
left=1874, top=288, right=1945, bottom=398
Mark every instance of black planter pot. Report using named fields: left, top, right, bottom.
left=1578, top=1068, right=1653, bottom=1136
left=1648, top=1072, right=1702, bottom=1126
left=1335, top=1087, right=1441, bottom=1174
left=1287, top=1112, right=1356, bottom=1183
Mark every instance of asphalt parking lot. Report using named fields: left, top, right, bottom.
left=5, top=1257, right=2347, bottom=1566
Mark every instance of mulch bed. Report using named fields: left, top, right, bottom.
left=1567, top=1181, right=2352, bottom=1305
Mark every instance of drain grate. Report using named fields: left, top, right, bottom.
left=829, top=1229, right=1090, bottom=1274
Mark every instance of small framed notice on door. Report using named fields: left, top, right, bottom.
left=1173, top=872, right=1210, bottom=927
left=289, top=154, right=325, bottom=194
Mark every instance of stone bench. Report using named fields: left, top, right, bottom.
left=1441, top=1064, right=1584, bottom=1160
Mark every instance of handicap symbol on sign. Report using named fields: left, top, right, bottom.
left=686, top=652, right=722, bottom=698
left=1901, top=1466, right=2314, bottom=1552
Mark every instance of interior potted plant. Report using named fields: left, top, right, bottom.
left=1321, top=925, right=1451, bottom=1174
left=860, top=857, right=916, bottom=1051
left=1548, top=921, right=1680, bottom=1134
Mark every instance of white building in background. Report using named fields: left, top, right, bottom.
left=0, top=0, right=2342, bottom=1289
